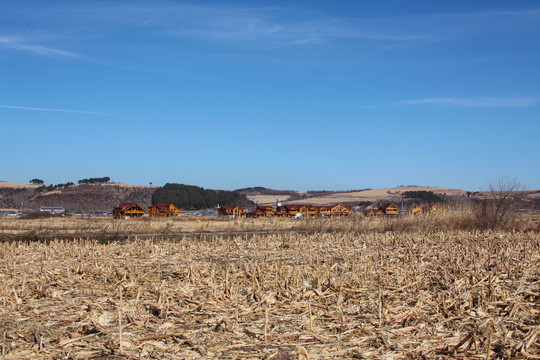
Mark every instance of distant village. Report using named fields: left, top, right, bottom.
left=2, top=202, right=443, bottom=218
left=0, top=179, right=455, bottom=218
left=107, top=202, right=440, bottom=219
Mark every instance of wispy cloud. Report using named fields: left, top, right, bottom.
left=81, top=5, right=540, bottom=45
left=9, top=3, right=539, bottom=50
left=0, top=36, right=77, bottom=58
left=0, top=105, right=119, bottom=116
left=2, top=3, right=540, bottom=63
left=390, top=96, right=540, bottom=108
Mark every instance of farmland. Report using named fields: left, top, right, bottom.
left=0, top=215, right=539, bottom=359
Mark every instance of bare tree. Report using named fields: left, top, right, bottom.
left=478, top=177, right=524, bottom=229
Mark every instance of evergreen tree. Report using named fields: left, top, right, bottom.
left=152, top=183, right=254, bottom=209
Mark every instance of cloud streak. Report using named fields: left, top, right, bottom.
left=2, top=2, right=539, bottom=67
left=7, top=3, right=539, bottom=52
left=0, top=36, right=77, bottom=58
left=391, top=96, right=540, bottom=108
left=0, top=105, right=119, bottom=116
left=91, top=5, right=540, bottom=44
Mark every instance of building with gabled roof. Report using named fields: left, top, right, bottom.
left=277, top=204, right=300, bottom=217
left=380, top=203, right=399, bottom=215
left=256, top=205, right=275, bottom=217
left=318, top=205, right=332, bottom=217
left=148, top=203, right=183, bottom=217
left=329, top=204, right=352, bottom=217
left=218, top=206, right=245, bottom=218
left=301, top=204, right=319, bottom=217
left=363, top=208, right=384, bottom=217
left=246, top=209, right=265, bottom=218
left=112, top=203, right=146, bottom=219
left=318, top=204, right=351, bottom=217
left=410, top=206, right=423, bottom=216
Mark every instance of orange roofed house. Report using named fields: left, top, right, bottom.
left=256, top=205, right=275, bottom=217
left=301, top=205, right=319, bottom=217
left=247, top=205, right=276, bottom=218
left=330, top=204, right=352, bottom=217
left=276, top=205, right=300, bottom=218
left=363, top=208, right=383, bottom=217
left=246, top=209, right=265, bottom=218
left=380, top=203, right=399, bottom=216
left=148, top=203, right=183, bottom=217
left=218, top=206, right=245, bottom=218
left=112, top=203, right=146, bottom=219
left=275, top=204, right=319, bottom=218
left=319, top=204, right=351, bottom=217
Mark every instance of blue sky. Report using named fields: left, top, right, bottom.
left=1, top=0, right=539, bottom=191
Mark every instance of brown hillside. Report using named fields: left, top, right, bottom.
left=2, top=182, right=538, bottom=212
left=0, top=183, right=155, bottom=213
left=248, top=186, right=468, bottom=206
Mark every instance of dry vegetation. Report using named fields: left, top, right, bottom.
left=0, top=214, right=539, bottom=359
left=248, top=186, right=468, bottom=206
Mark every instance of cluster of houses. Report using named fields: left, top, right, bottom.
left=363, top=203, right=400, bottom=216
left=364, top=204, right=444, bottom=217
left=111, top=202, right=354, bottom=219
left=112, top=203, right=183, bottom=219
left=362, top=203, right=444, bottom=217
left=218, top=204, right=353, bottom=218
left=111, top=202, right=442, bottom=219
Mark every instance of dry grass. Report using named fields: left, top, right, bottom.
left=1, top=209, right=538, bottom=242
left=0, top=182, right=38, bottom=189
left=246, top=195, right=293, bottom=205
left=0, top=216, right=299, bottom=242
left=0, top=216, right=539, bottom=359
left=255, top=186, right=468, bottom=206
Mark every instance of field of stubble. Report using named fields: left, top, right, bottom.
left=0, top=215, right=538, bottom=359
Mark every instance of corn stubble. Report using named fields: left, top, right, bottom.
left=0, top=215, right=539, bottom=359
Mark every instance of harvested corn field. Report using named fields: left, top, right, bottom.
left=0, top=219, right=539, bottom=359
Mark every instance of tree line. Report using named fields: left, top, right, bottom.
left=402, top=191, right=443, bottom=203
left=31, top=177, right=111, bottom=186
left=78, top=177, right=111, bottom=184
left=153, top=183, right=254, bottom=209
left=35, top=182, right=75, bottom=192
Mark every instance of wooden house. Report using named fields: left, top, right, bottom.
left=330, top=204, right=351, bottom=217
left=318, top=206, right=332, bottom=217
left=246, top=209, right=265, bottom=218
left=275, top=208, right=289, bottom=218
left=410, top=206, right=423, bottom=216
left=298, top=205, right=311, bottom=217
left=218, top=206, right=245, bottom=218
left=256, top=205, right=275, bottom=217
left=380, top=203, right=399, bottom=216
left=363, top=208, right=384, bottom=217
left=148, top=203, right=183, bottom=217
left=305, top=205, right=320, bottom=217
left=277, top=205, right=300, bottom=217
left=113, top=203, right=146, bottom=219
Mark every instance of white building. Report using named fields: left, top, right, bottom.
left=40, top=206, right=65, bottom=215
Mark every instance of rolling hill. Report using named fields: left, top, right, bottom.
left=1, top=181, right=538, bottom=212
left=0, top=182, right=155, bottom=213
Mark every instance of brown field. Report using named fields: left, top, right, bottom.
left=249, top=186, right=469, bottom=206
left=0, top=182, right=38, bottom=189
left=247, top=195, right=293, bottom=206
left=0, top=215, right=539, bottom=359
